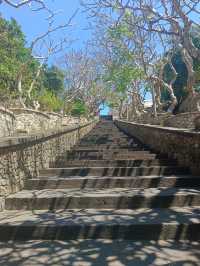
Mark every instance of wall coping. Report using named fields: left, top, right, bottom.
left=63, top=115, right=80, bottom=119
left=116, top=119, right=200, bottom=138
left=0, top=120, right=96, bottom=152
left=10, top=108, right=50, bottom=119
left=0, top=107, right=16, bottom=120
left=46, top=112, right=63, bottom=118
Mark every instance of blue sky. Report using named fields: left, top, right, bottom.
left=0, top=1, right=152, bottom=113
left=100, top=104, right=110, bottom=115
left=0, top=1, right=112, bottom=114
left=0, top=0, right=90, bottom=50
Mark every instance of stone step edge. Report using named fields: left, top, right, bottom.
left=1, top=207, right=199, bottom=224
left=41, top=166, right=188, bottom=170
left=52, top=159, right=176, bottom=162
left=0, top=208, right=199, bottom=240
left=6, top=188, right=200, bottom=200
left=29, top=175, right=198, bottom=181
left=25, top=176, right=200, bottom=189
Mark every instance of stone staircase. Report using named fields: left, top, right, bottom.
left=0, top=120, right=200, bottom=241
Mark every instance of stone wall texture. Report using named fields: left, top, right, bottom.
left=46, top=112, right=63, bottom=129
left=135, top=112, right=173, bottom=126
left=10, top=108, right=51, bottom=133
left=0, top=121, right=96, bottom=201
left=0, top=108, right=90, bottom=136
left=178, top=92, right=200, bottom=113
left=129, top=112, right=200, bottom=129
left=61, top=116, right=88, bottom=127
left=0, top=108, right=16, bottom=137
left=163, top=112, right=200, bottom=129
left=115, top=120, right=200, bottom=175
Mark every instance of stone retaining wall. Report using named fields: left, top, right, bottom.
left=10, top=108, right=51, bottom=134
left=0, top=108, right=89, bottom=135
left=115, top=120, right=200, bottom=175
left=131, top=112, right=200, bottom=129
left=136, top=113, right=173, bottom=126
left=178, top=92, right=200, bottom=113
left=61, top=116, right=88, bottom=127
left=46, top=112, right=63, bottom=129
left=0, top=121, right=96, bottom=202
left=0, top=108, right=16, bottom=137
left=163, top=112, right=200, bottom=129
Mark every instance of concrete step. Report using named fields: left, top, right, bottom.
left=90, top=132, right=125, bottom=135
left=73, top=145, right=144, bottom=151
left=85, top=130, right=123, bottom=133
left=70, top=149, right=149, bottom=154
left=0, top=240, right=199, bottom=265
left=76, top=140, right=140, bottom=145
left=83, top=134, right=129, bottom=137
left=88, top=137, right=130, bottom=141
left=80, top=135, right=130, bottom=139
left=112, top=154, right=158, bottom=160
left=39, top=166, right=190, bottom=177
left=68, top=151, right=155, bottom=160
left=72, top=148, right=147, bottom=154
left=79, top=140, right=131, bottom=145
left=81, top=132, right=128, bottom=136
left=87, top=131, right=126, bottom=134
left=71, top=149, right=148, bottom=154
left=57, top=153, right=158, bottom=161
left=79, top=142, right=132, bottom=147
left=0, top=208, right=199, bottom=240
left=5, top=188, right=200, bottom=210
left=50, top=159, right=177, bottom=168
left=25, top=176, right=200, bottom=190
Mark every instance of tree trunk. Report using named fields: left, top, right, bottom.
left=17, top=73, right=26, bottom=108
left=151, top=86, right=157, bottom=118
left=27, top=62, right=44, bottom=107
left=181, top=48, right=195, bottom=94
left=119, top=99, right=124, bottom=119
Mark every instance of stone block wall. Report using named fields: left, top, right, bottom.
left=163, top=112, right=200, bottom=129
left=0, top=108, right=90, bottom=136
left=10, top=108, right=51, bottom=134
left=61, top=116, right=88, bottom=127
left=129, top=111, right=200, bottom=129
left=178, top=92, right=200, bottom=113
left=0, top=108, right=16, bottom=137
left=115, top=120, right=200, bottom=175
left=0, top=121, right=96, bottom=201
left=47, top=112, right=63, bottom=129
left=134, top=112, right=173, bottom=126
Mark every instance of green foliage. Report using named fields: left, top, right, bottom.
left=0, top=17, right=42, bottom=103
left=105, top=64, right=143, bottom=93
left=38, top=91, right=63, bottom=112
left=42, top=65, right=65, bottom=95
left=36, top=65, right=65, bottom=111
left=0, top=17, right=23, bottom=95
left=108, top=23, right=133, bottom=40
left=0, top=16, right=40, bottom=100
left=103, top=22, right=144, bottom=110
left=70, top=100, right=88, bottom=116
left=0, top=16, right=65, bottom=111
